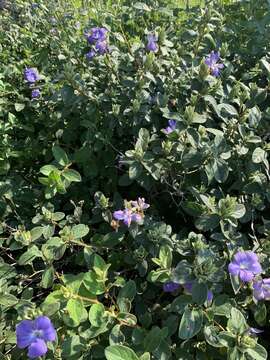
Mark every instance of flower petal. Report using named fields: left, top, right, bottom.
left=27, top=339, right=48, bottom=359
left=16, top=320, right=35, bottom=349
left=113, top=210, right=125, bottom=220
left=34, top=316, right=56, bottom=342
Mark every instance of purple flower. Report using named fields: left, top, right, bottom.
left=95, top=40, right=108, bottom=55
left=113, top=208, right=142, bottom=227
left=131, top=198, right=150, bottom=212
left=253, top=278, right=270, bottom=300
left=31, top=89, right=40, bottom=99
left=87, top=27, right=108, bottom=44
left=205, top=51, right=224, bottom=77
left=146, top=34, right=158, bottom=52
left=24, top=68, right=40, bottom=84
left=163, top=120, right=176, bottom=134
left=228, top=251, right=262, bottom=283
left=16, top=316, right=56, bottom=359
left=248, top=327, right=264, bottom=336
left=86, top=49, right=96, bottom=60
left=163, top=282, right=180, bottom=293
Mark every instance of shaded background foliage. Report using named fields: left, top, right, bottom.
left=1, top=0, right=270, bottom=359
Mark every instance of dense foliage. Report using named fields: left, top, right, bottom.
left=1, top=0, right=270, bottom=359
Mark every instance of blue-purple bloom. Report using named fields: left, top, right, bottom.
left=16, top=316, right=56, bottom=359
left=205, top=51, right=224, bottom=77
left=163, top=120, right=176, bottom=134
left=113, top=208, right=142, bottom=227
left=95, top=40, right=108, bottom=55
left=31, top=89, right=41, bottom=99
left=228, top=251, right=262, bottom=283
left=163, top=282, right=180, bottom=292
left=86, top=27, right=108, bottom=44
left=131, top=197, right=150, bottom=212
left=24, top=68, right=40, bottom=84
left=248, top=327, right=264, bottom=336
left=86, top=49, right=96, bottom=60
left=253, top=278, right=270, bottom=300
left=146, top=34, right=158, bottom=52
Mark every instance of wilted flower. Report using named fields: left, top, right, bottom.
left=86, top=49, right=96, bottom=60
left=87, top=27, right=108, bottom=44
left=146, top=34, right=158, bottom=52
left=228, top=251, right=262, bottom=283
left=24, top=68, right=40, bottom=84
left=253, top=278, right=270, bottom=300
left=163, top=282, right=180, bottom=292
left=163, top=120, right=176, bottom=134
left=131, top=197, right=150, bottom=212
left=205, top=51, right=224, bottom=77
left=31, top=89, right=40, bottom=99
left=16, top=316, right=56, bottom=359
left=113, top=208, right=142, bottom=227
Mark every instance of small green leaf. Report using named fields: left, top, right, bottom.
left=52, top=145, right=69, bottom=166
left=117, top=280, right=136, bottom=304
left=252, top=147, right=266, bottom=164
left=105, top=345, right=139, bottom=360
left=227, top=308, right=247, bottom=335
left=72, top=224, right=89, bottom=239
left=192, top=282, right=208, bottom=305
left=66, top=298, right=88, bottom=325
left=89, top=303, right=106, bottom=327
left=62, top=169, right=82, bottom=182
left=18, top=245, right=42, bottom=265
left=40, top=164, right=58, bottom=176
left=144, top=327, right=163, bottom=352
left=41, top=266, right=54, bottom=288
left=178, top=308, right=203, bottom=340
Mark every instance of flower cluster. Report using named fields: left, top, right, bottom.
left=146, top=33, right=158, bottom=52
left=85, top=27, right=109, bottom=60
left=16, top=316, right=56, bottom=359
left=24, top=68, right=41, bottom=99
left=113, top=197, right=149, bottom=227
left=228, top=250, right=270, bottom=301
left=205, top=51, right=224, bottom=77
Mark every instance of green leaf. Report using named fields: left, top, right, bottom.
left=105, top=345, right=139, bottom=360
left=66, top=298, right=88, bottom=325
left=159, top=245, right=172, bottom=269
left=117, top=280, right=136, bottom=304
left=227, top=307, right=247, bottom=335
left=18, top=245, right=42, bottom=265
left=109, top=325, right=125, bottom=345
left=192, top=282, right=208, bottom=305
left=252, top=147, right=266, bottom=164
left=212, top=295, right=232, bottom=317
left=143, top=327, right=163, bottom=352
left=178, top=308, right=203, bottom=340
left=204, top=325, right=224, bottom=348
left=245, top=344, right=268, bottom=360
left=72, top=224, right=89, bottom=239
left=213, top=159, right=229, bottom=183
left=169, top=295, right=191, bottom=314
left=62, top=169, right=82, bottom=182
left=40, top=164, right=58, bottom=176
left=195, top=214, right=220, bottom=231
left=52, top=145, right=69, bottom=166
left=15, top=103, right=25, bottom=112
left=89, top=303, right=107, bottom=327
left=41, top=266, right=54, bottom=288
left=0, top=293, right=18, bottom=307
left=254, top=302, right=267, bottom=326
left=83, top=271, right=106, bottom=295
left=129, top=162, right=143, bottom=180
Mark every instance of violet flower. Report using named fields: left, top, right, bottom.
left=86, top=49, right=96, bottom=60
left=205, top=51, right=224, bottom=77
left=113, top=208, right=142, bottom=227
left=16, top=316, right=56, bottom=359
left=248, top=327, right=264, bottom=336
left=146, top=34, right=158, bottom=52
left=95, top=40, right=108, bottom=55
left=253, top=278, right=270, bottom=300
left=24, top=68, right=40, bottom=84
left=131, top=197, right=150, bottom=212
left=228, top=251, right=262, bottom=283
left=163, top=120, right=176, bottom=134
left=87, top=27, right=108, bottom=44
left=31, top=89, right=40, bottom=99
left=163, top=282, right=180, bottom=293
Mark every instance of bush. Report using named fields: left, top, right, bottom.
left=1, top=0, right=270, bottom=359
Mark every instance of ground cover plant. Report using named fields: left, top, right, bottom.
left=1, top=0, right=270, bottom=359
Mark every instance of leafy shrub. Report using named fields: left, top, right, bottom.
left=1, top=0, right=270, bottom=359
